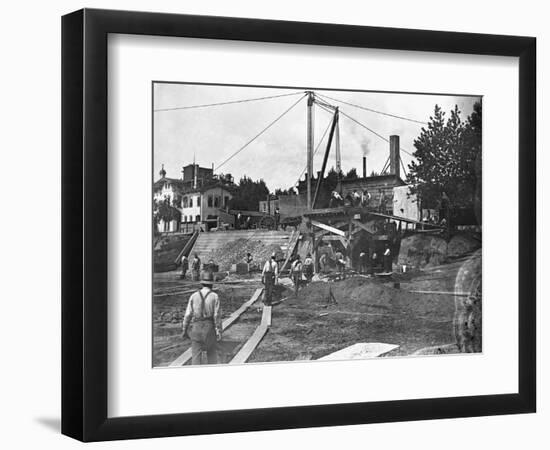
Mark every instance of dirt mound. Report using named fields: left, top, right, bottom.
left=398, top=234, right=447, bottom=268
left=294, top=277, right=455, bottom=321
left=204, top=238, right=283, bottom=271
left=153, top=233, right=193, bottom=272
left=447, top=233, right=481, bottom=258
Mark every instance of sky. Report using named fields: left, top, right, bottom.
left=153, top=83, right=480, bottom=192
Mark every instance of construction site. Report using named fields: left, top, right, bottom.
left=153, top=88, right=482, bottom=367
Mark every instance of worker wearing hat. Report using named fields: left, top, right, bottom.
left=181, top=271, right=222, bottom=365
left=261, top=252, right=279, bottom=305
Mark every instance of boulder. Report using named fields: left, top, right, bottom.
left=447, top=233, right=481, bottom=258
left=397, top=234, right=448, bottom=268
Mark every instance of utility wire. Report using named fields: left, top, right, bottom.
left=154, top=91, right=305, bottom=112
left=316, top=95, right=415, bottom=173
left=215, top=93, right=307, bottom=171
left=316, top=92, right=429, bottom=125
left=337, top=109, right=415, bottom=157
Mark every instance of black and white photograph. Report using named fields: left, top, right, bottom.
left=152, top=83, right=482, bottom=367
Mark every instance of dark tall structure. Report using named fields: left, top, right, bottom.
left=389, top=135, right=400, bottom=179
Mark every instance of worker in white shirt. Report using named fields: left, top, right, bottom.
left=383, top=244, right=392, bottom=273
left=261, top=253, right=279, bottom=305
left=352, top=190, right=361, bottom=206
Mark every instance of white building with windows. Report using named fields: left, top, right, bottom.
left=154, top=164, right=233, bottom=233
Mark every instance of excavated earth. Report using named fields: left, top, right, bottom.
left=153, top=250, right=481, bottom=366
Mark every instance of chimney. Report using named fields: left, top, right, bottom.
left=363, top=156, right=367, bottom=178
left=389, top=135, right=400, bottom=179
left=193, top=164, right=198, bottom=189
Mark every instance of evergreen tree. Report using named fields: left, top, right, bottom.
left=406, top=102, right=482, bottom=210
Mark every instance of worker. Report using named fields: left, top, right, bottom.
left=181, top=271, right=222, bottom=365
left=359, top=251, right=368, bottom=274
left=334, top=249, right=346, bottom=280
left=352, top=190, right=361, bottom=206
left=362, top=190, right=371, bottom=207
left=274, top=207, right=281, bottom=230
left=245, top=252, right=253, bottom=264
left=303, top=253, right=314, bottom=284
left=261, top=253, right=279, bottom=305
left=383, top=244, right=392, bottom=273
left=319, top=252, right=328, bottom=273
left=180, top=254, right=189, bottom=280
left=370, top=250, right=378, bottom=274
left=330, top=190, right=343, bottom=208
left=191, top=253, right=201, bottom=281
left=290, top=255, right=303, bottom=295
left=378, top=189, right=386, bottom=213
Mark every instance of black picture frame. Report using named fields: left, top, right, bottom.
left=62, top=8, right=536, bottom=442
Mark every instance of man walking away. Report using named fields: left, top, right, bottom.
left=262, top=253, right=279, bottom=305
left=180, top=255, right=189, bottom=280
left=181, top=271, right=222, bottom=365
left=303, top=253, right=314, bottom=284
left=191, top=253, right=201, bottom=281
left=290, top=255, right=303, bottom=295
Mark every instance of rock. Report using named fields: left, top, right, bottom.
left=453, top=250, right=482, bottom=353
left=447, top=233, right=481, bottom=258
left=397, top=234, right=448, bottom=268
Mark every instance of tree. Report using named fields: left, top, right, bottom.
left=228, top=176, right=270, bottom=211
left=406, top=102, right=482, bottom=211
left=153, top=198, right=181, bottom=227
left=344, top=167, right=359, bottom=180
left=324, top=167, right=340, bottom=193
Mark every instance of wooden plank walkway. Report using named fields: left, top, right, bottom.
left=168, top=288, right=264, bottom=367
left=230, top=306, right=272, bottom=365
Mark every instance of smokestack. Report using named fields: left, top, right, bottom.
left=193, top=163, right=198, bottom=189
left=363, top=156, right=367, bottom=178
left=389, top=135, right=400, bottom=179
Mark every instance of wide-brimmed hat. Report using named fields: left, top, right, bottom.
left=201, top=271, right=214, bottom=285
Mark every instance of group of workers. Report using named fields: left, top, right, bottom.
left=329, top=188, right=388, bottom=212
left=176, top=241, right=394, bottom=365
left=179, top=253, right=217, bottom=281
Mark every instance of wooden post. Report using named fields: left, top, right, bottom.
left=306, top=91, right=314, bottom=210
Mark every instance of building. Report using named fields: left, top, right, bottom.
left=262, top=134, right=420, bottom=220
left=154, top=164, right=234, bottom=233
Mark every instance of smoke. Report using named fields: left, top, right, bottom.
left=361, top=137, right=370, bottom=156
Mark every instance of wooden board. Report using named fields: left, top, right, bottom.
left=318, top=343, right=399, bottom=360
left=230, top=305, right=272, bottom=365
left=168, top=288, right=264, bottom=367
left=261, top=305, right=272, bottom=327
left=230, top=325, right=269, bottom=365
left=221, top=288, right=263, bottom=330
left=310, top=220, right=346, bottom=237
left=351, top=219, right=376, bottom=235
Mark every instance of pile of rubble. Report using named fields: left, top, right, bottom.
left=204, top=238, right=283, bottom=271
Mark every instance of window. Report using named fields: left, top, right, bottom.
left=224, top=196, right=229, bottom=207
left=182, top=196, right=188, bottom=208
left=214, top=196, right=219, bottom=207
left=208, top=195, right=213, bottom=207
left=196, top=214, right=201, bottom=222
left=189, top=197, right=193, bottom=208
left=197, top=196, right=201, bottom=207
